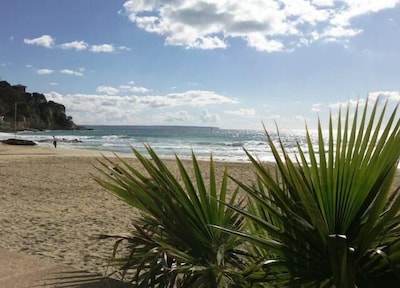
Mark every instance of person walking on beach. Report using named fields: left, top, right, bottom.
left=53, top=136, right=57, bottom=148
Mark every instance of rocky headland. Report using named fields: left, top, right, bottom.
left=0, top=81, right=84, bottom=132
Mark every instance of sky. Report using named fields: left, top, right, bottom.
left=1, top=0, right=400, bottom=130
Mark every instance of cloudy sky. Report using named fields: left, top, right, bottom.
left=1, top=0, right=399, bottom=130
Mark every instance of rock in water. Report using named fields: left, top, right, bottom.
left=1, top=138, right=37, bottom=145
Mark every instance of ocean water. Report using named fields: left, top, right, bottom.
left=0, top=125, right=315, bottom=163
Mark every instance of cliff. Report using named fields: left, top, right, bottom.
left=0, top=81, right=83, bottom=132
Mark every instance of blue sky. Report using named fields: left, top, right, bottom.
left=1, top=0, right=399, bottom=130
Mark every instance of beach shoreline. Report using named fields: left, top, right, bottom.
left=0, top=144, right=256, bottom=275
left=0, top=143, right=132, bottom=159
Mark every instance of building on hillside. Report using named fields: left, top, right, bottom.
left=12, top=84, right=27, bottom=93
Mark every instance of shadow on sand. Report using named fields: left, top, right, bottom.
left=37, top=270, right=133, bottom=288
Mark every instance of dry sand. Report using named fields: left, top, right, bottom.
left=0, top=144, right=256, bottom=276
left=1, top=144, right=399, bottom=278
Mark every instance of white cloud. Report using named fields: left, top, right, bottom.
left=295, top=115, right=307, bottom=121
left=312, top=0, right=334, bottom=7
left=342, top=94, right=400, bottom=108
left=59, top=41, right=88, bottom=51
left=118, top=46, right=131, bottom=51
left=36, top=68, right=54, bottom=75
left=322, top=26, right=363, bottom=38
left=200, top=109, right=220, bottom=123
left=225, top=108, right=256, bottom=117
left=24, top=35, right=55, bottom=48
left=122, top=0, right=400, bottom=52
left=368, top=91, right=400, bottom=102
left=246, top=33, right=284, bottom=52
left=119, top=84, right=150, bottom=93
left=329, top=98, right=367, bottom=109
left=96, top=86, right=120, bottom=95
left=330, top=0, right=400, bottom=27
left=155, top=111, right=195, bottom=123
left=24, top=35, right=128, bottom=53
left=90, top=44, right=115, bottom=53
left=264, top=114, right=281, bottom=120
left=131, top=86, right=150, bottom=93
left=46, top=89, right=237, bottom=111
left=47, top=91, right=63, bottom=101
left=311, top=103, right=322, bottom=112
left=96, top=83, right=151, bottom=95
left=45, top=89, right=238, bottom=125
left=60, top=69, right=84, bottom=76
left=130, top=90, right=237, bottom=108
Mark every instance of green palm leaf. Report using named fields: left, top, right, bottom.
left=221, top=99, right=400, bottom=286
left=94, top=145, right=247, bottom=287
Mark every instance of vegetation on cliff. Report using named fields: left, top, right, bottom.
left=0, top=80, right=82, bottom=132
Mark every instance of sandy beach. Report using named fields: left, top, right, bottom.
left=0, top=144, right=257, bottom=276
left=1, top=143, right=400, bottom=280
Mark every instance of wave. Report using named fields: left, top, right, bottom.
left=101, top=135, right=131, bottom=140
left=2, top=126, right=316, bottom=163
left=101, top=143, right=130, bottom=148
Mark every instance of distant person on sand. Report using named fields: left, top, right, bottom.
left=53, top=136, right=57, bottom=148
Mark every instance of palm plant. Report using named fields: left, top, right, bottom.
left=94, top=145, right=249, bottom=287
left=220, top=99, right=400, bottom=286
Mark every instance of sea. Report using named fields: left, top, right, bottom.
left=0, top=125, right=316, bottom=163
